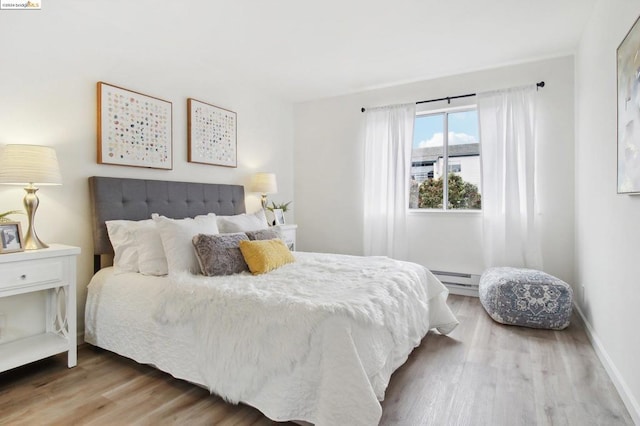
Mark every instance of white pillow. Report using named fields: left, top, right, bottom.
left=105, top=219, right=153, bottom=274
left=153, top=214, right=219, bottom=274
left=135, top=224, right=169, bottom=276
left=217, top=209, right=269, bottom=233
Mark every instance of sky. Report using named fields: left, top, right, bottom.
left=413, top=110, right=479, bottom=148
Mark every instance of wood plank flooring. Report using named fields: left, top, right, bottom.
left=0, top=295, right=633, bottom=425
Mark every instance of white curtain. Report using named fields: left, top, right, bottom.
left=477, top=85, right=542, bottom=269
left=363, top=103, right=415, bottom=259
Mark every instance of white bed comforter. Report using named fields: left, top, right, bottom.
left=85, top=252, right=458, bottom=426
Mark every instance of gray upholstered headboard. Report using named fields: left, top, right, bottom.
left=89, top=176, right=246, bottom=271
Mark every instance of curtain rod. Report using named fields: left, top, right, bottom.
left=360, top=81, right=545, bottom=113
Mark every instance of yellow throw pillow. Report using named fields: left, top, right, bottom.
left=239, top=239, right=295, bottom=275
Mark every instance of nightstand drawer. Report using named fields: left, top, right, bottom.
left=274, top=224, right=297, bottom=251
left=0, top=258, right=64, bottom=291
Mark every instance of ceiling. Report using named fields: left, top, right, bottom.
left=72, top=0, right=598, bottom=103
left=205, top=0, right=598, bottom=102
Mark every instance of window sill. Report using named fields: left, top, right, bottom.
left=408, top=209, right=482, bottom=215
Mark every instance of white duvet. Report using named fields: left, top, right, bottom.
left=85, top=252, right=458, bottom=426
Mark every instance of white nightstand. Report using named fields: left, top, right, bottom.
left=275, top=224, right=297, bottom=251
left=0, top=244, right=80, bottom=372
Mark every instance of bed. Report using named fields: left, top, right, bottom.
left=84, top=176, right=459, bottom=426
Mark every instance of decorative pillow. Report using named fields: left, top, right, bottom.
left=135, top=224, right=169, bottom=276
left=153, top=214, right=220, bottom=274
left=239, top=239, right=295, bottom=275
left=105, top=219, right=154, bottom=274
left=192, top=233, right=249, bottom=276
left=217, top=209, right=269, bottom=233
left=245, top=228, right=280, bottom=241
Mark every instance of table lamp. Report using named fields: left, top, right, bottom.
left=251, top=172, right=278, bottom=209
left=0, top=144, right=62, bottom=250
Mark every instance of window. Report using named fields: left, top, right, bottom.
left=409, top=107, right=481, bottom=210
left=448, top=162, right=462, bottom=173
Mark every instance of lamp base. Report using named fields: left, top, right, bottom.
left=24, top=230, right=49, bottom=250
left=23, top=186, right=48, bottom=250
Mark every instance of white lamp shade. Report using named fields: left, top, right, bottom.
left=0, top=144, right=62, bottom=185
left=251, top=172, right=278, bottom=194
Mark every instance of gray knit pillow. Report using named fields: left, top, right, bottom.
left=192, top=233, right=249, bottom=276
left=245, top=228, right=280, bottom=241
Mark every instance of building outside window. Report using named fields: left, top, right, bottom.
left=409, top=107, right=481, bottom=210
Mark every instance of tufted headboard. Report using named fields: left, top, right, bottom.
left=89, top=176, right=245, bottom=271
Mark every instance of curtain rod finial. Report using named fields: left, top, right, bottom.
left=361, top=107, right=366, bottom=113
left=537, top=81, right=545, bottom=89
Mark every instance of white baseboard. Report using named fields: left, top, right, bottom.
left=445, top=284, right=479, bottom=298
left=573, top=303, right=640, bottom=425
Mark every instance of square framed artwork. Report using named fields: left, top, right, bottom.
left=0, top=222, right=23, bottom=254
left=617, top=15, right=640, bottom=194
left=187, top=98, right=237, bottom=167
left=97, top=82, right=173, bottom=170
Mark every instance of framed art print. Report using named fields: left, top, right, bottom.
left=617, top=15, right=640, bottom=194
left=187, top=98, right=237, bottom=167
left=97, top=82, right=173, bottom=169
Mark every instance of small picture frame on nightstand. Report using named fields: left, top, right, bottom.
left=0, top=222, right=24, bottom=254
left=273, top=209, right=285, bottom=225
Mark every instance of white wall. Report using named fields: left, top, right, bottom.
left=0, top=3, right=294, bottom=337
left=294, top=56, right=575, bottom=282
left=575, top=0, right=640, bottom=421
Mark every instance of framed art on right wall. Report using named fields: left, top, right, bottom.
left=617, top=15, right=640, bottom=194
left=187, top=98, right=237, bottom=168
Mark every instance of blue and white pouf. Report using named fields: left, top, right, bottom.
left=479, top=267, right=573, bottom=330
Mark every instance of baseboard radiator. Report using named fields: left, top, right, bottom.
left=431, top=270, right=481, bottom=296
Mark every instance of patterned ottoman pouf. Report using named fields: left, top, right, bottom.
left=479, top=267, right=573, bottom=330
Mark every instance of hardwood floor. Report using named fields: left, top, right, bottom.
left=0, top=295, right=633, bottom=425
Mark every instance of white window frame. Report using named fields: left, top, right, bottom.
left=409, top=104, right=481, bottom=213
